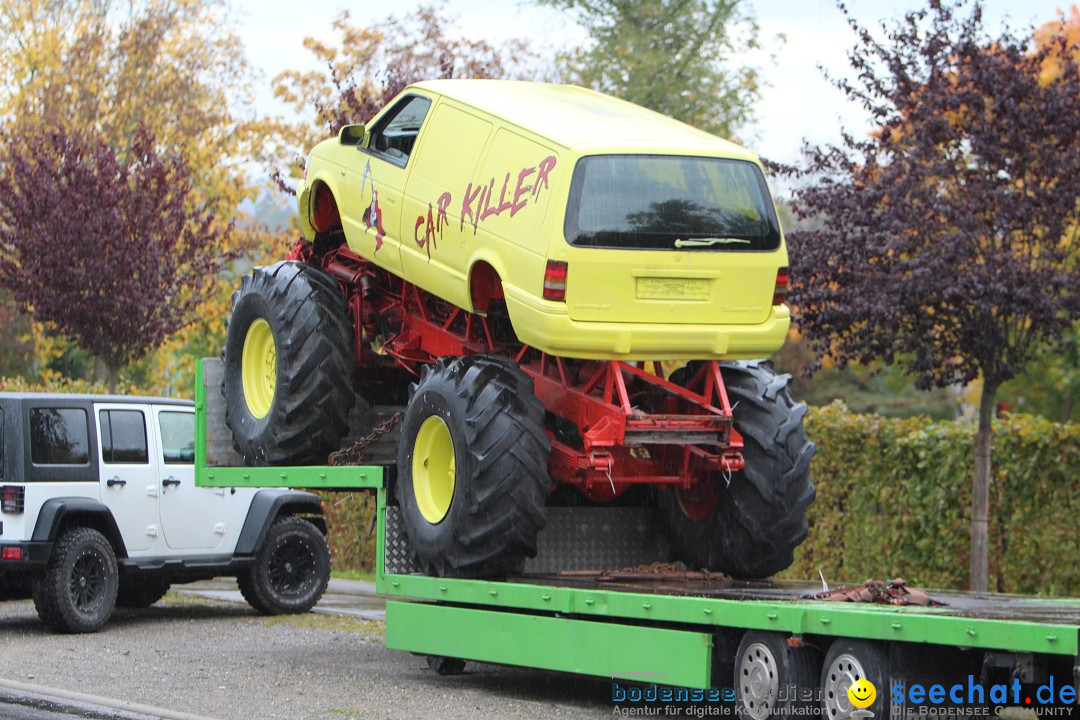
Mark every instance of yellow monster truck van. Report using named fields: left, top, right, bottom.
left=297, top=80, right=790, bottom=360
left=222, top=80, right=812, bottom=581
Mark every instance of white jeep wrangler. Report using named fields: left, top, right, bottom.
left=0, top=393, right=331, bottom=632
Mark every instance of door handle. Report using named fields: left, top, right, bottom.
left=107, top=477, right=127, bottom=487
left=162, top=477, right=181, bottom=488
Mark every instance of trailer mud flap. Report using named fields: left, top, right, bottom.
left=386, top=601, right=713, bottom=688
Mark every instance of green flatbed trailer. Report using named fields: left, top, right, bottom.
left=194, top=360, right=1080, bottom=715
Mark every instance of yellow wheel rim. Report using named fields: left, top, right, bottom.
left=412, top=416, right=456, bottom=524
left=241, top=318, right=277, bottom=419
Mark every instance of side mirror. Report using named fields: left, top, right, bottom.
left=338, top=123, right=367, bottom=147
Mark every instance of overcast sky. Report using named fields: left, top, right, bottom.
left=233, top=0, right=1071, bottom=173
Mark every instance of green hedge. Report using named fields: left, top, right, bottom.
left=319, top=491, right=378, bottom=573
left=780, top=403, right=1080, bottom=595
left=320, top=404, right=1079, bottom=595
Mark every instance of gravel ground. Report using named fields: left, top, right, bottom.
left=0, top=594, right=615, bottom=720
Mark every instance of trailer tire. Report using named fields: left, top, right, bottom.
left=223, top=261, right=354, bottom=466
left=395, top=355, right=550, bottom=578
left=820, top=640, right=890, bottom=720
left=735, top=630, right=820, bottom=720
left=658, top=360, right=816, bottom=578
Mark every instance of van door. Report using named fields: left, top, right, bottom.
left=349, top=93, right=434, bottom=274
left=154, top=407, right=224, bottom=551
left=96, top=404, right=160, bottom=554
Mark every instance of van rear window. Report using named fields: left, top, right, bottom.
left=564, top=155, right=781, bottom=251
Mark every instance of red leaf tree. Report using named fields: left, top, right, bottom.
left=784, top=1, right=1080, bottom=590
left=0, top=127, right=236, bottom=391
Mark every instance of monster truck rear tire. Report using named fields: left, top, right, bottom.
left=223, top=261, right=354, bottom=465
left=395, top=355, right=551, bottom=578
left=657, top=360, right=816, bottom=578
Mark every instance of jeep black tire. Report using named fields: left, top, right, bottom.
left=115, top=578, right=171, bottom=608
left=395, top=355, right=550, bottom=577
left=32, top=528, right=119, bottom=633
left=657, top=360, right=816, bottom=578
left=238, top=516, right=330, bottom=615
left=223, top=260, right=355, bottom=466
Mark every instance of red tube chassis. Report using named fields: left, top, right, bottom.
left=289, top=241, right=744, bottom=507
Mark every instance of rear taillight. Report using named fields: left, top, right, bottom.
left=1, top=485, right=24, bottom=514
left=543, top=260, right=568, bottom=302
left=1, top=546, right=21, bottom=561
left=772, top=267, right=789, bottom=306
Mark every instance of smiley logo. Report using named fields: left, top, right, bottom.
left=848, top=678, right=877, bottom=709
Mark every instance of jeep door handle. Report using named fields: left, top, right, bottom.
left=107, top=477, right=127, bottom=487
left=162, top=477, right=181, bottom=488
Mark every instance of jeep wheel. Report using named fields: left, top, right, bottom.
left=395, top=355, right=550, bottom=577
left=223, top=260, right=355, bottom=465
left=32, top=528, right=119, bottom=633
left=115, top=578, right=171, bottom=608
left=657, top=360, right=816, bottom=578
left=238, top=516, right=330, bottom=615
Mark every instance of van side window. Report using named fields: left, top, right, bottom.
left=368, top=95, right=432, bottom=166
left=99, top=410, right=149, bottom=464
left=158, top=412, right=195, bottom=465
left=30, top=408, right=89, bottom=466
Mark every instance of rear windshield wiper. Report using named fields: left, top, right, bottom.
left=673, top=237, right=752, bottom=248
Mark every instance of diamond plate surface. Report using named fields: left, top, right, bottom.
left=525, top=506, right=670, bottom=574
left=384, top=505, right=422, bottom=575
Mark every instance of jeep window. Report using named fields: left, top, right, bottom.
left=367, top=95, right=432, bottom=167
left=99, top=410, right=148, bottom=464
left=158, top=412, right=195, bottom=465
left=30, top=408, right=89, bottom=465
left=564, top=155, right=782, bottom=251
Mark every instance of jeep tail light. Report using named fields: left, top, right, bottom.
left=543, top=260, right=567, bottom=302
left=1, top=546, right=21, bottom=561
left=772, top=267, right=789, bottom=306
left=1, top=485, right=24, bottom=514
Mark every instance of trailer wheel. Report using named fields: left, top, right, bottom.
left=657, top=360, right=816, bottom=578
left=426, top=655, right=466, bottom=675
left=735, top=631, right=820, bottom=720
left=222, top=261, right=354, bottom=465
left=820, top=640, right=889, bottom=720
left=395, top=355, right=550, bottom=577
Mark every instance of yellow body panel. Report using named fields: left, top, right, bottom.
left=301, top=80, right=791, bottom=361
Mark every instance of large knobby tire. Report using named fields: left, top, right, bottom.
left=395, top=355, right=551, bottom=578
left=223, top=260, right=355, bottom=466
left=115, top=578, right=171, bottom=608
left=238, top=516, right=331, bottom=615
left=32, top=528, right=119, bottom=633
left=657, top=360, right=816, bottom=578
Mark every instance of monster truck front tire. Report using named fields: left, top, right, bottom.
left=395, top=355, right=551, bottom=578
left=657, top=360, right=816, bottom=578
left=223, top=261, right=354, bottom=465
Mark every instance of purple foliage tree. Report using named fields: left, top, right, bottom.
left=0, top=127, right=236, bottom=391
left=785, top=1, right=1079, bottom=590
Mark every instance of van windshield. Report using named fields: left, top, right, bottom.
left=564, top=155, right=781, bottom=251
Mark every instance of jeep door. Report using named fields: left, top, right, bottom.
left=348, top=93, right=435, bottom=275
left=154, top=407, right=224, bottom=551
left=96, top=404, right=160, bottom=554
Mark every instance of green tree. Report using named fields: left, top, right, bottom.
left=537, top=0, right=765, bottom=138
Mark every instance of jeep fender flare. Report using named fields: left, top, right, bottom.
left=31, top=498, right=128, bottom=559
left=234, top=489, right=327, bottom=556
